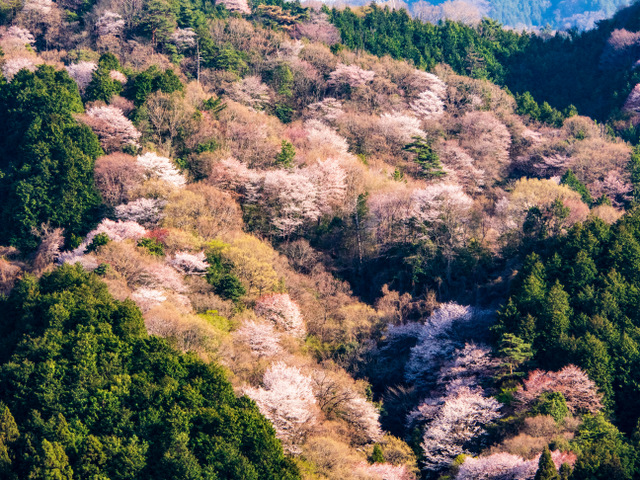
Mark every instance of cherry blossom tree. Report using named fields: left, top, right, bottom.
left=1, top=57, right=38, bottom=82
left=131, top=287, right=167, bottom=312
left=304, top=119, right=350, bottom=156
left=455, top=452, right=538, bottom=480
left=417, top=385, right=502, bottom=471
left=115, top=198, right=166, bottom=226
left=255, top=293, right=306, bottom=338
left=304, top=98, right=344, bottom=123
left=136, top=152, right=187, bottom=188
left=227, top=76, right=272, bottom=111
left=254, top=169, right=320, bottom=236
left=403, top=303, right=493, bottom=386
left=169, top=251, right=208, bottom=275
left=360, top=462, right=416, bottom=480
left=95, top=11, right=125, bottom=36
left=623, top=84, right=640, bottom=113
left=459, top=111, right=511, bottom=183
left=410, top=90, right=445, bottom=120
left=216, top=0, right=251, bottom=15
left=515, top=365, right=603, bottom=414
left=109, top=70, right=127, bottom=83
left=368, top=188, right=413, bottom=245
left=294, top=12, right=341, bottom=45
left=0, top=26, right=35, bottom=52
left=437, top=141, right=486, bottom=192
left=170, top=27, right=197, bottom=50
left=235, top=320, right=281, bottom=357
left=65, top=62, right=97, bottom=93
left=302, top=158, right=348, bottom=215
left=244, top=362, right=317, bottom=454
left=328, top=63, right=375, bottom=89
left=378, top=112, right=425, bottom=146
left=81, top=106, right=141, bottom=152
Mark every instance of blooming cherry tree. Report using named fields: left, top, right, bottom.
left=244, top=362, right=317, bottom=454
left=65, top=62, right=97, bottom=92
left=255, top=293, right=306, bottom=338
left=169, top=251, right=208, bottom=275
left=82, top=106, right=141, bottom=152
left=235, top=320, right=282, bottom=357
left=115, top=198, right=165, bottom=226
left=2, top=57, right=38, bottom=81
left=136, top=152, right=187, bottom=188
left=328, top=63, right=375, bottom=89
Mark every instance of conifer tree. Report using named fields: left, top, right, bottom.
left=403, top=136, right=445, bottom=179
left=534, top=447, right=560, bottom=480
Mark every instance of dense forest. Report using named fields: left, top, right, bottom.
left=2, top=0, right=640, bottom=478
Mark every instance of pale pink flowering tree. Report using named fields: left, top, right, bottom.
left=255, top=293, right=306, bottom=338
left=235, top=320, right=281, bottom=357
left=169, top=251, right=208, bottom=275
left=131, top=287, right=167, bottom=312
left=304, top=119, right=350, bottom=156
left=410, top=90, right=445, bottom=120
left=82, top=106, right=141, bottom=152
left=368, top=188, right=414, bottom=245
left=227, top=76, right=272, bottom=111
left=65, top=62, right=97, bottom=92
left=136, top=152, right=187, bottom=188
left=455, top=449, right=576, bottom=480
left=22, top=0, right=54, bottom=14
left=58, top=219, right=148, bottom=265
left=438, top=141, right=486, bottom=192
left=294, top=12, right=341, bottom=45
left=328, top=63, right=375, bottom=89
left=304, top=98, right=344, bottom=123
left=515, top=365, right=603, bottom=414
left=459, top=111, right=511, bottom=183
left=410, top=183, right=473, bottom=230
left=417, top=385, right=502, bottom=471
left=244, top=362, right=317, bottom=454
left=360, top=462, right=416, bottom=480
left=340, top=394, right=383, bottom=443
left=0, top=26, right=35, bottom=51
left=378, top=112, right=425, bottom=145
left=170, top=27, right=197, bottom=50
left=95, top=11, right=125, bottom=36
left=115, top=198, right=166, bottom=226
left=302, top=158, right=348, bottom=215
left=623, top=84, right=640, bottom=113
left=1, top=57, right=38, bottom=82
left=257, top=170, right=320, bottom=236
left=109, top=70, right=127, bottom=83
left=403, top=303, right=491, bottom=385
left=216, top=0, right=251, bottom=14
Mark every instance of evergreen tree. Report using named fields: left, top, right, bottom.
left=276, top=140, right=295, bottom=168
left=534, top=447, right=559, bottom=480
left=499, top=333, right=533, bottom=375
left=561, top=169, right=592, bottom=205
left=403, top=136, right=445, bottom=179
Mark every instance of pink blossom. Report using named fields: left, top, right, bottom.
left=115, top=198, right=166, bottom=226
left=66, top=62, right=97, bottom=92
left=516, top=365, right=603, bottom=414
left=378, top=112, right=425, bottom=145
left=171, top=27, right=197, bottom=50
left=169, top=251, right=209, bottom=275
left=302, top=158, right=348, bottom=215
left=328, top=63, right=375, bottom=89
left=360, top=462, right=416, bottom=480
left=131, top=287, right=167, bottom=312
left=109, top=70, right=127, bottom=83
left=227, top=76, right=272, bottom=111
left=136, top=152, right=187, bottom=188
left=2, top=57, right=38, bottom=82
left=95, top=11, right=125, bottom=36
left=410, top=90, right=445, bottom=119
left=304, top=98, right=344, bottom=123
left=304, top=119, right=350, bottom=156
left=255, top=293, right=306, bottom=338
left=216, top=0, right=251, bottom=14
left=82, top=106, right=141, bottom=152
left=235, top=320, right=282, bottom=357
left=244, top=362, right=317, bottom=454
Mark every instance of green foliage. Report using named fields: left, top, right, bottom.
left=205, top=244, right=246, bottom=301
left=561, top=169, right=592, bottom=205
left=202, top=96, right=227, bottom=117
left=628, top=146, right=640, bottom=204
left=0, top=265, right=300, bottom=479
left=532, top=392, right=570, bottom=423
left=272, top=63, right=294, bottom=97
left=0, top=66, right=103, bottom=251
left=126, top=66, right=184, bottom=106
left=85, top=232, right=111, bottom=253
left=499, top=333, right=533, bottom=375
left=274, top=103, right=294, bottom=123
left=535, top=447, right=560, bottom=480
left=137, top=237, right=165, bottom=256
left=85, top=54, right=125, bottom=103
left=403, top=136, right=445, bottom=179
left=370, top=443, right=384, bottom=463
left=276, top=140, right=296, bottom=168
left=496, top=210, right=640, bottom=433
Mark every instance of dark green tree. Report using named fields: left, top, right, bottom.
left=498, top=333, right=533, bottom=375
left=403, top=136, right=445, bottom=179
left=561, top=169, right=592, bottom=205
left=276, top=140, right=296, bottom=168
left=0, top=66, right=103, bottom=250
left=534, top=447, right=559, bottom=480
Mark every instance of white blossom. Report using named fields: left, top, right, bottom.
left=255, top=293, right=306, bottom=338
left=169, top=251, right=209, bottom=275
left=115, top=198, right=165, bottom=226
left=66, top=62, right=97, bottom=92
left=136, top=152, right=187, bottom=188
left=235, top=320, right=282, bottom=357
left=2, top=57, right=38, bottom=82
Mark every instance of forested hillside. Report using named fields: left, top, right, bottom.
left=1, top=0, right=640, bottom=478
